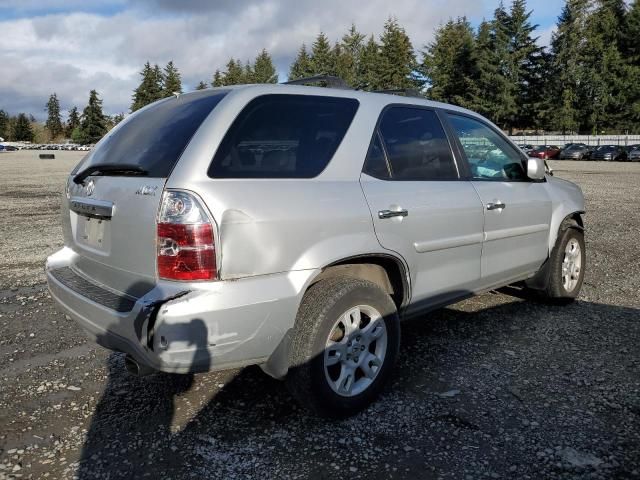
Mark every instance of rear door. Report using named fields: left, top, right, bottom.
left=444, top=112, right=552, bottom=286
left=360, top=106, right=484, bottom=312
left=62, top=91, right=228, bottom=296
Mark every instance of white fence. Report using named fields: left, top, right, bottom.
left=508, top=135, right=640, bottom=147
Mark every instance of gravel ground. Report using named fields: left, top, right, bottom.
left=0, top=153, right=638, bottom=479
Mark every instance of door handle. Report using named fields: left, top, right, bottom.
left=378, top=209, right=409, bottom=219
left=486, top=202, right=506, bottom=211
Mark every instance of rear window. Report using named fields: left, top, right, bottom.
left=208, top=94, right=359, bottom=178
left=75, top=91, right=228, bottom=177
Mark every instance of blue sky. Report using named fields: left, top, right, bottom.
left=0, top=0, right=564, bottom=119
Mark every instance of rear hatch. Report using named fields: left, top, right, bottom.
left=61, top=90, right=228, bottom=297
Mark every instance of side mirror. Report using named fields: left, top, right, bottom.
left=527, top=157, right=546, bottom=180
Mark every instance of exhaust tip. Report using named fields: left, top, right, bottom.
left=124, top=355, right=155, bottom=377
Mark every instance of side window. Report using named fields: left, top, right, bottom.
left=446, top=114, right=527, bottom=181
left=378, top=107, right=458, bottom=180
left=209, top=95, right=359, bottom=178
left=362, top=132, right=390, bottom=179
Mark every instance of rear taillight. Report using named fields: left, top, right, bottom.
left=157, top=190, right=217, bottom=281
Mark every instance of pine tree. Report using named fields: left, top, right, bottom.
left=77, top=90, right=107, bottom=145
left=421, top=17, right=477, bottom=107
left=45, top=93, right=63, bottom=139
left=66, top=106, right=80, bottom=138
left=253, top=49, right=278, bottom=83
left=581, top=0, right=628, bottom=133
left=243, top=60, right=255, bottom=83
left=359, top=35, right=381, bottom=90
left=622, top=1, right=640, bottom=129
left=112, top=113, right=125, bottom=126
left=505, top=0, right=547, bottom=131
left=548, top=0, right=589, bottom=133
left=223, top=59, right=245, bottom=85
left=377, top=17, right=421, bottom=90
left=196, top=80, right=208, bottom=90
left=0, top=109, right=9, bottom=140
left=162, top=61, right=182, bottom=97
left=289, top=44, right=314, bottom=80
left=336, top=24, right=366, bottom=87
left=212, top=70, right=224, bottom=87
left=12, top=113, right=34, bottom=142
left=471, top=20, right=504, bottom=121
left=131, top=62, right=164, bottom=112
left=311, top=32, right=335, bottom=75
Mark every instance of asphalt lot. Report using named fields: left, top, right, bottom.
left=0, top=151, right=638, bottom=479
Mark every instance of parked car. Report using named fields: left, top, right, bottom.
left=530, top=145, right=561, bottom=159
left=591, top=145, right=627, bottom=161
left=628, top=147, right=640, bottom=162
left=559, top=143, right=591, bottom=160
left=517, top=144, right=535, bottom=155
left=46, top=83, right=586, bottom=417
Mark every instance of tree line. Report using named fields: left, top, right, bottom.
left=2, top=0, right=638, bottom=144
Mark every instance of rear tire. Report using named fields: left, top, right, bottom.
left=539, top=220, right=585, bottom=304
left=286, top=277, right=400, bottom=417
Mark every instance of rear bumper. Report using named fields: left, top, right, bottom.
left=46, top=247, right=317, bottom=374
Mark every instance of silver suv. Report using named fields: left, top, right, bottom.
left=46, top=83, right=586, bottom=417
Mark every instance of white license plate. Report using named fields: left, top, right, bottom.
left=78, top=216, right=106, bottom=249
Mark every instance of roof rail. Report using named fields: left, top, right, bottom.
left=283, top=75, right=351, bottom=90
left=372, top=88, right=423, bottom=98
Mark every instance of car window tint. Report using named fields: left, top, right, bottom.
left=446, top=114, right=526, bottom=181
left=209, top=94, right=359, bottom=178
left=362, top=132, right=390, bottom=179
left=378, top=107, right=457, bottom=180
left=76, top=91, right=228, bottom=177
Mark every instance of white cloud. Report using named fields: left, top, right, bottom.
left=0, top=0, right=556, bottom=119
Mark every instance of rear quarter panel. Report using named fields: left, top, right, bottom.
left=166, top=86, right=393, bottom=278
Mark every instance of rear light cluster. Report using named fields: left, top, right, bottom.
left=157, top=190, right=217, bottom=281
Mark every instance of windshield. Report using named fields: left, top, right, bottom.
left=597, top=146, right=616, bottom=151
left=73, top=90, right=228, bottom=178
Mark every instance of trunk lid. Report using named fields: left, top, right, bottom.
left=60, top=90, right=228, bottom=296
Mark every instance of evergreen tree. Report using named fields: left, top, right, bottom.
left=223, top=59, right=245, bottom=85
left=12, top=113, right=34, bottom=142
left=421, top=17, right=477, bottom=107
left=376, top=17, right=421, bottom=90
left=359, top=35, right=381, bottom=90
left=0, top=109, right=9, bottom=140
left=212, top=70, right=224, bottom=87
left=581, top=0, right=628, bottom=133
left=243, top=60, right=255, bottom=83
left=340, top=24, right=366, bottom=87
left=471, top=20, right=505, bottom=121
left=289, top=44, right=314, bottom=80
left=131, top=62, right=164, bottom=112
left=77, top=90, right=107, bottom=145
left=253, top=49, right=278, bottom=83
left=548, top=0, right=589, bottom=133
left=162, top=61, right=182, bottom=96
left=622, top=1, right=640, bottom=129
left=195, top=80, right=208, bottom=90
left=112, top=113, right=125, bottom=126
left=66, top=106, right=80, bottom=138
left=45, top=93, right=63, bottom=139
left=310, top=32, right=335, bottom=75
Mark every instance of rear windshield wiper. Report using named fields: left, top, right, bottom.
left=73, top=164, right=148, bottom=184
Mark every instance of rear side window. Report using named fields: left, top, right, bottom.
left=77, top=91, right=228, bottom=177
left=208, top=94, right=359, bottom=178
left=378, top=107, right=458, bottom=180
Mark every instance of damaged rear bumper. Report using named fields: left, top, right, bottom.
left=46, top=247, right=317, bottom=374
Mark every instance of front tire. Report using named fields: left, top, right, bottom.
left=286, top=277, right=400, bottom=417
left=540, top=220, right=586, bottom=303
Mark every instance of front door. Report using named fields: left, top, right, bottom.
left=444, top=113, right=552, bottom=285
left=360, top=106, right=485, bottom=312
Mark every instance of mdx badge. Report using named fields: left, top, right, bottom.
left=135, top=185, right=158, bottom=196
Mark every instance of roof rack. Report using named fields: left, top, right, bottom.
left=283, top=75, right=351, bottom=90
left=372, top=88, right=423, bottom=98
